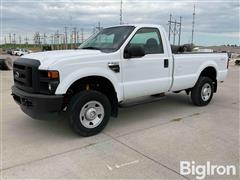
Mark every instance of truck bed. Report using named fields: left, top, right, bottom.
left=171, top=53, right=228, bottom=91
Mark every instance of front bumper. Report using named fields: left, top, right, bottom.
left=12, top=86, right=64, bottom=119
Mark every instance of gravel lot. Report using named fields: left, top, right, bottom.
left=0, top=64, right=239, bottom=179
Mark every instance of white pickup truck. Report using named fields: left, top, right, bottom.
left=12, top=24, right=228, bottom=136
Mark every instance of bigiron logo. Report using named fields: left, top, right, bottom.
left=180, top=161, right=237, bottom=179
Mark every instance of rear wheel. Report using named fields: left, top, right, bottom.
left=191, top=77, right=214, bottom=106
left=67, top=90, right=111, bottom=137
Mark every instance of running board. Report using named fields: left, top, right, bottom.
left=119, top=94, right=166, bottom=108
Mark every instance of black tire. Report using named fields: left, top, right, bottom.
left=67, top=90, right=111, bottom=137
left=191, top=77, right=214, bottom=106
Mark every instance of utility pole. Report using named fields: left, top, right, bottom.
left=168, top=14, right=182, bottom=45
left=168, top=14, right=172, bottom=41
left=178, top=16, right=182, bottom=46
left=173, top=19, right=177, bottom=45
left=191, top=4, right=196, bottom=45
left=50, top=34, right=54, bottom=50
left=9, top=33, right=12, bottom=44
left=24, top=36, right=28, bottom=45
left=56, top=30, right=60, bottom=49
left=70, top=31, right=73, bottom=49
left=64, top=26, right=68, bottom=49
left=19, top=35, right=21, bottom=44
left=43, top=33, right=47, bottom=45
left=81, top=28, right=84, bottom=43
left=120, top=0, right=123, bottom=24
left=18, top=35, right=21, bottom=48
left=97, top=22, right=101, bottom=31
left=13, top=33, right=16, bottom=46
left=73, top=27, right=77, bottom=49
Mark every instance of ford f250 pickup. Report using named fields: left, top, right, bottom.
left=12, top=24, right=229, bottom=136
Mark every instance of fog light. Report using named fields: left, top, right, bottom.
left=48, top=84, right=52, bottom=91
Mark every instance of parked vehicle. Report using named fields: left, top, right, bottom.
left=13, top=48, right=29, bottom=56
left=6, top=49, right=14, bottom=55
left=0, top=57, right=13, bottom=70
left=7, top=49, right=12, bottom=55
left=12, top=24, right=228, bottom=136
left=235, top=55, right=240, bottom=65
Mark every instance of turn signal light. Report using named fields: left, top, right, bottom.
left=48, top=71, right=59, bottom=79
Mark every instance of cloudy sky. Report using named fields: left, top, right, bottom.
left=0, top=0, right=239, bottom=46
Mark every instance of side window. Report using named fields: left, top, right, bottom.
left=128, top=28, right=164, bottom=54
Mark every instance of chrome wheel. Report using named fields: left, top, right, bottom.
left=79, top=101, right=104, bottom=129
left=201, top=83, right=212, bottom=101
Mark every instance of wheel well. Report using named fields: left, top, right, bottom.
left=65, top=76, right=118, bottom=117
left=199, top=67, right=217, bottom=92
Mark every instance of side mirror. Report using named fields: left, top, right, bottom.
left=124, top=46, right=145, bottom=59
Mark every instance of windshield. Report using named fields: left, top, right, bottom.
left=79, top=26, right=135, bottom=52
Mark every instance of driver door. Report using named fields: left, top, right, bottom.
left=122, top=27, right=171, bottom=100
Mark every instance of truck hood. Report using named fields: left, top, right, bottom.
left=22, top=49, right=103, bottom=69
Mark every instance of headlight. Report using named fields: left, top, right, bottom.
left=39, top=70, right=60, bottom=94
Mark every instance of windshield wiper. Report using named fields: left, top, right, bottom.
left=81, top=46, right=101, bottom=50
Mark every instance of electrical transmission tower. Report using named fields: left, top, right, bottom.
left=64, top=26, right=68, bottom=49
left=81, top=28, right=84, bottom=43
left=13, top=33, right=16, bottom=45
left=168, top=14, right=182, bottom=45
left=24, top=36, right=29, bottom=44
left=120, top=0, right=123, bottom=24
left=9, top=33, right=12, bottom=44
left=19, top=35, right=21, bottom=45
left=73, top=27, right=78, bottom=49
left=191, top=5, right=196, bottom=45
left=42, top=33, right=47, bottom=45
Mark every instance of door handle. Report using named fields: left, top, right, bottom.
left=164, top=59, right=169, bottom=68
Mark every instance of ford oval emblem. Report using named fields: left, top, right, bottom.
left=15, top=71, right=20, bottom=78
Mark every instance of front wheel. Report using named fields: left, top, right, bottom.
left=191, top=77, right=214, bottom=106
left=68, top=90, right=111, bottom=137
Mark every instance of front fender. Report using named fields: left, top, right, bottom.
left=55, top=67, right=123, bottom=101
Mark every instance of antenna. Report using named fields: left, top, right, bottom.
left=191, top=4, right=196, bottom=45
left=120, top=0, right=123, bottom=24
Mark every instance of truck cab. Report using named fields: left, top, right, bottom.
left=12, top=24, right=228, bottom=136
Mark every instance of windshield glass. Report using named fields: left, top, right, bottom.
left=79, top=26, right=135, bottom=52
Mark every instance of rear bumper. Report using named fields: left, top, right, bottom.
left=12, top=86, right=64, bottom=119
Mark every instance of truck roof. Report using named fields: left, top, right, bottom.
left=107, top=24, right=162, bottom=29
